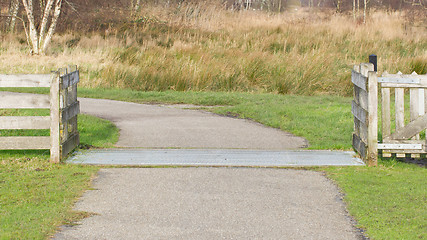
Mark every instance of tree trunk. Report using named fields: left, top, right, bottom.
left=7, top=0, right=20, bottom=32
left=363, top=0, right=367, bottom=23
left=41, top=0, right=62, bottom=53
left=21, top=0, right=39, bottom=54
left=21, top=0, right=63, bottom=54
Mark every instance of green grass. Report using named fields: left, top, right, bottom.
left=0, top=111, right=119, bottom=239
left=325, top=160, right=427, bottom=240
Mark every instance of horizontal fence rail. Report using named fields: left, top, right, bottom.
left=0, top=66, right=80, bottom=163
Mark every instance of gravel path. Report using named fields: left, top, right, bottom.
left=54, top=168, right=363, bottom=240
left=79, top=97, right=308, bottom=149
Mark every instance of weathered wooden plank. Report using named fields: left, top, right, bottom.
left=380, top=82, right=427, bottom=88
left=389, top=149, right=426, bottom=154
left=396, top=153, right=406, bottom=158
left=419, top=89, right=425, bottom=116
left=0, top=74, right=51, bottom=87
left=0, top=136, right=50, bottom=149
left=0, top=116, right=50, bottom=129
left=61, top=70, right=79, bottom=89
left=353, top=133, right=367, bottom=160
left=379, top=73, right=427, bottom=80
left=359, top=121, right=368, bottom=144
left=61, top=101, right=80, bottom=122
left=352, top=70, right=368, bottom=91
left=352, top=100, right=368, bottom=124
left=395, top=88, right=405, bottom=132
left=61, top=133, right=79, bottom=158
left=50, top=73, right=60, bottom=163
left=410, top=88, right=420, bottom=140
left=378, top=143, right=423, bottom=150
left=381, top=87, right=391, bottom=138
left=389, top=114, right=427, bottom=140
left=383, top=139, right=425, bottom=144
left=378, top=77, right=420, bottom=84
left=382, top=152, right=392, bottom=158
left=360, top=63, right=372, bottom=77
left=367, top=71, right=378, bottom=166
left=0, top=94, right=50, bottom=109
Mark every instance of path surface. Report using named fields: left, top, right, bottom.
left=55, top=168, right=362, bottom=240
left=79, top=97, right=308, bottom=149
left=1, top=92, right=363, bottom=239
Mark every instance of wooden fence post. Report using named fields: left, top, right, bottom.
left=50, top=72, right=60, bottom=163
left=367, top=70, right=378, bottom=166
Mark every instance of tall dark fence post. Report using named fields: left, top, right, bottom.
left=369, top=54, right=377, bottom=72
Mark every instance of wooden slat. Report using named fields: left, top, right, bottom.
left=0, top=94, right=50, bottom=109
left=383, top=139, right=425, bottom=144
left=410, top=88, right=420, bottom=140
left=380, top=82, right=427, bottom=88
left=352, top=70, right=368, bottom=91
left=352, top=100, right=368, bottom=124
left=381, top=88, right=391, bottom=138
left=419, top=89, right=425, bottom=116
left=50, top=72, right=60, bottom=163
left=0, top=136, right=50, bottom=149
left=61, top=133, right=79, bottom=158
left=395, top=88, right=405, bottom=132
left=382, top=152, right=392, bottom=158
left=61, top=101, right=79, bottom=122
left=61, top=70, right=79, bottom=89
left=353, top=133, right=367, bottom=160
left=378, top=77, right=420, bottom=84
left=379, top=73, right=427, bottom=80
left=390, top=149, right=426, bottom=154
left=0, top=116, right=50, bottom=129
left=378, top=143, right=423, bottom=150
left=0, top=74, right=51, bottom=87
left=389, top=114, right=427, bottom=140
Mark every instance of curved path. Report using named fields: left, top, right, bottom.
left=1, top=92, right=363, bottom=239
left=79, top=97, right=307, bottom=149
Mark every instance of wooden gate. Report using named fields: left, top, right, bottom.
left=0, top=66, right=80, bottom=163
left=352, top=63, right=427, bottom=166
left=379, top=71, right=427, bottom=158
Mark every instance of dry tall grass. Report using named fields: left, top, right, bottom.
left=0, top=5, right=425, bottom=96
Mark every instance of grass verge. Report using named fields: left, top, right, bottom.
left=325, top=160, right=426, bottom=240
left=0, top=113, right=119, bottom=239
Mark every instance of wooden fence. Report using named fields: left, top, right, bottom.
left=352, top=63, right=427, bottom=165
left=0, top=66, right=80, bottom=163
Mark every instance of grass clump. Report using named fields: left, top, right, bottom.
left=0, top=112, right=118, bottom=239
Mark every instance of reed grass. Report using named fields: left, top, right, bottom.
left=0, top=6, right=425, bottom=96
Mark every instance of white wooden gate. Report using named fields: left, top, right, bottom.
left=379, top=71, right=427, bottom=158
left=352, top=63, right=427, bottom=166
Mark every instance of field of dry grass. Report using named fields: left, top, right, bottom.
left=0, top=5, right=425, bottom=96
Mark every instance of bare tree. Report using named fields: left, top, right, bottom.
left=6, top=0, right=20, bottom=32
left=21, top=0, right=63, bottom=54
